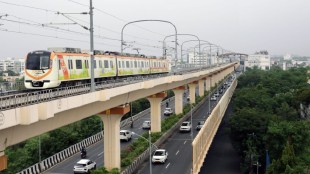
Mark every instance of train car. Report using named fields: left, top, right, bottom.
left=24, top=47, right=170, bottom=89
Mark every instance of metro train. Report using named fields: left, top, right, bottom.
left=24, top=47, right=170, bottom=89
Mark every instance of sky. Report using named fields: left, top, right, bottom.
left=0, top=0, right=310, bottom=59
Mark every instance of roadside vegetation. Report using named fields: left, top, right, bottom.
left=229, top=67, right=310, bottom=173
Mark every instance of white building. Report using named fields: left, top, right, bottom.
left=0, top=57, right=25, bottom=75
left=283, top=54, right=292, bottom=60
left=245, top=51, right=271, bottom=70
left=187, top=50, right=210, bottom=66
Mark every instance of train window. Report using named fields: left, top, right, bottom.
left=122, top=61, right=125, bottom=68
left=119, top=61, right=121, bottom=68
left=76, top=60, right=82, bottom=69
left=130, top=62, right=133, bottom=68
left=142, top=62, right=144, bottom=68
left=138, top=61, right=140, bottom=68
left=99, top=60, right=102, bottom=68
left=126, top=61, right=129, bottom=68
left=110, top=61, right=113, bottom=68
left=134, top=61, right=137, bottom=68
left=104, top=60, right=109, bottom=68
left=94, top=60, right=97, bottom=69
left=146, top=62, right=148, bottom=67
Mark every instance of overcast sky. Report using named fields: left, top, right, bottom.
left=0, top=0, right=309, bottom=59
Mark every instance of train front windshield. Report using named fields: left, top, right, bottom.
left=26, top=51, right=51, bottom=70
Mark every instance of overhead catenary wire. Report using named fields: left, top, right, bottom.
left=0, top=28, right=120, bottom=47
left=0, top=0, right=173, bottom=55
left=1, top=1, right=164, bottom=45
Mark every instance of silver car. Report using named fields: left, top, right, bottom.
left=73, top=159, right=96, bottom=174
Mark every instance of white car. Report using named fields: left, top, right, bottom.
left=214, top=92, right=220, bottom=97
left=179, top=121, right=191, bottom=132
left=210, top=95, right=217, bottom=101
left=120, top=130, right=132, bottom=142
left=142, top=121, right=151, bottom=129
left=73, top=159, right=96, bottom=174
left=164, top=108, right=173, bottom=116
left=152, top=149, right=168, bottom=164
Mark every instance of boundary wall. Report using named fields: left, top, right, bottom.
left=192, top=79, right=237, bottom=174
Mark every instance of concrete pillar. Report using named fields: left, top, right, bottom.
left=147, top=92, right=167, bottom=133
left=188, top=81, right=198, bottom=104
left=198, top=79, right=204, bottom=97
left=172, top=86, right=185, bottom=115
left=0, top=151, right=7, bottom=172
left=211, top=74, right=216, bottom=87
left=98, top=105, right=130, bottom=171
left=205, top=76, right=211, bottom=92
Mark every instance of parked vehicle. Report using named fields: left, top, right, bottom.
left=142, top=121, right=151, bottom=129
left=120, top=130, right=132, bottom=142
left=210, top=95, right=217, bottom=101
left=214, top=92, right=220, bottom=97
left=196, top=121, right=205, bottom=131
left=152, top=149, right=168, bottom=164
left=164, top=108, right=173, bottom=116
left=179, top=121, right=191, bottom=132
left=73, top=159, right=96, bottom=174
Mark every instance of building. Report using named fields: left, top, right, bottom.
left=0, top=58, right=25, bottom=75
left=187, top=49, right=210, bottom=66
left=244, top=51, right=271, bottom=70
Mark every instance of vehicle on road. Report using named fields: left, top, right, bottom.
left=142, top=121, right=151, bottom=129
left=214, top=92, right=219, bottom=97
left=152, top=149, right=168, bottom=164
left=219, top=89, right=223, bottom=94
left=164, top=108, right=173, bottom=116
left=196, top=121, right=205, bottom=131
left=73, top=159, right=96, bottom=174
left=80, top=147, right=87, bottom=159
left=120, top=130, right=132, bottom=142
left=180, top=121, right=191, bottom=132
left=210, top=95, right=217, bottom=101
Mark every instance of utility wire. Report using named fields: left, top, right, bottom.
left=66, top=0, right=165, bottom=36
left=1, top=0, right=165, bottom=42
left=1, top=14, right=121, bottom=41
left=0, top=1, right=57, bottom=13
left=0, top=28, right=119, bottom=47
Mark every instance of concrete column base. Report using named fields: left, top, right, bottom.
left=147, top=92, right=167, bottom=133
left=173, top=86, right=185, bottom=115
left=98, top=105, right=130, bottom=171
left=188, top=82, right=198, bottom=104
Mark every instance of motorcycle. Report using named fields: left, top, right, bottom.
left=81, top=151, right=87, bottom=158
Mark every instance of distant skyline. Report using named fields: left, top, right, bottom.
left=0, top=0, right=310, bottom=59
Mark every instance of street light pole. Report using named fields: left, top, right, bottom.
left=149, top=130, right=152, bottom=174
left=209, top=76, right=211, bottom=114
left=132, top=131, right=158, bottom=174
left=121, top=19, right=177, bottom=64
left=89, top=0, right=95, bottom=92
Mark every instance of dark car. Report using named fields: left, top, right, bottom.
left=196, top=121, right=205, bottom=131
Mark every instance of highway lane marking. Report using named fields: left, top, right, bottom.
left=98, top=152, right=104, bottom=156
left=165, top=162, right=170, bottom=169
left=175, top=150, right=179, bottom=155
left=184, top=140, right=187, bottom=144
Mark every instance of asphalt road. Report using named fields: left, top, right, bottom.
left=136, top=81, right=228, bottom=174
left=44, top=89, right=194, bottom=174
